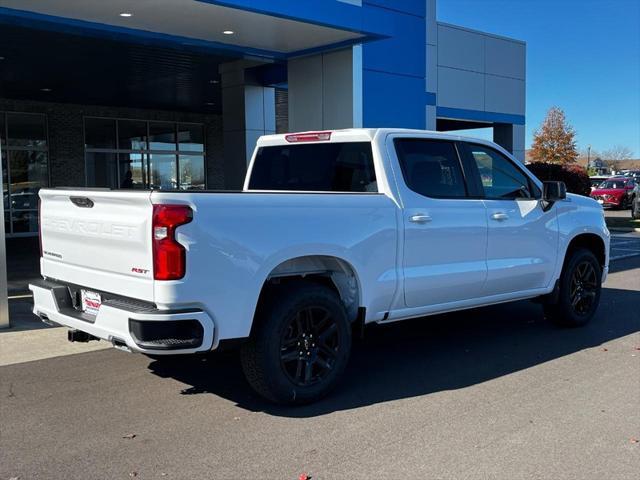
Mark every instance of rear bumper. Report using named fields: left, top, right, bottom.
left=29, top=279, right=215, bottom=355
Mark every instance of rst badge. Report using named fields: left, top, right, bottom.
left=131, top=267, right=149, bottom=275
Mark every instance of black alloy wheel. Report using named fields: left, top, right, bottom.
left=240, top=282, right=352, bottom=404
left=279, top=306, right=341, bottom=387
left=569, top=260, right=598, bottom=316
left=544, top=248, right=601, bottom=327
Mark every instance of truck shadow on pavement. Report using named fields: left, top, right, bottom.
left=147, top=283, right=640, bottom=418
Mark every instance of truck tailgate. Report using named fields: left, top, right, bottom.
left=39, top=189, right=155, bottom=302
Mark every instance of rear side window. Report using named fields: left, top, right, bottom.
left=394, top=139, right=467, bottom=198
left=248, top=142, right=377, bottom=192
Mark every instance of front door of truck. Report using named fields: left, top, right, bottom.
left=391, top=137, right=488, bottom=308
left=459, top=142, right=559, bottom=296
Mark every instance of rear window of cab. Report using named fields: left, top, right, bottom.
left=248, top=142, right=378, bottom=193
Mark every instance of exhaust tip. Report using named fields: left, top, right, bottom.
left=38, top=313, right=59, bottom=327
left=111, top=337, right=132, bottom=352
left=67, top=329, right=99, bottom=343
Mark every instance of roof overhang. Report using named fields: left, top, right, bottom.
left=0, top=0, right=392, bottom=59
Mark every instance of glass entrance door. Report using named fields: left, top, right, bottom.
left=1, top=112, right=49, bottom=236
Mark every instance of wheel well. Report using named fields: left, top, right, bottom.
left=565, top=233, right=606, bottom=269
left=255, top=255, right=361, bottom=325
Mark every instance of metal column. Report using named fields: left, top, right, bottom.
left=0, top=142, right=9, bottom=328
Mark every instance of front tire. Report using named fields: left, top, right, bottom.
left=632, top=199, right=640, bottom=219
left=240, top=282, right=352, bottom=405
left=621, top=196, right=630, bottom=210
left=544, top=248, right=602, bottom=327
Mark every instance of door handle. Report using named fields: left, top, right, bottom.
left=491, top=212, right=509, bottom=221
left=409, top=214, right=432, bottom=224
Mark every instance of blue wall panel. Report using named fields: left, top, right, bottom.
left=436, top=107, right=525, bottom=126
left=361, top=1, right=426, bottom=129
left=363, top=69, right=425, bottom=129
left=362, top=10, right=425, bottom=78
left=363, top=0, right=425, bottom=18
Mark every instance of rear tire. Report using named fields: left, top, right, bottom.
left=544, top=248, right=602, bottom=327
left=240, top=282, right=352, bottom=405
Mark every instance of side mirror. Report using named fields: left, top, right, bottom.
left=542, top=181, right=566, bottom=202
left=541, top=181, right=566, bottom=211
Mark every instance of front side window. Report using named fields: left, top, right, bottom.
left=249, top=142, right=377, bottom=192
left=394, top=138, right=467, bottom=198
left=467, top=144, right=534, bottom=199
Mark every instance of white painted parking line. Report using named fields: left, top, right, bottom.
left=611, top=253, right=640, bottom=261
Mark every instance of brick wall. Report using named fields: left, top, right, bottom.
left=0, top=98, right=224, bottom=188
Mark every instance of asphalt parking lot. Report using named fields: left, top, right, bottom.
left=1, top=254, right=639, bottom=479
left=610, top=234, right=640, bottom=260
left=606, top=207, right=640, bottom=260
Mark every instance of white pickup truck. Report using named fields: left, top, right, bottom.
left=31, top=129, right=609, bottom=404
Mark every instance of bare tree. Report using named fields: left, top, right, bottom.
left=602, top=145, right=634, bottom=171
left=530, top=107, right=578, bottom=164
left=603, top=145, right=633, bottom=161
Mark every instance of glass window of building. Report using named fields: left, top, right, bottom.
left=118, top=120, right=147, bottom=151
left=7, top=113, right=47, bottom=148
left=84, top=118, right=205, bottom=190
left=148, top=122, right=176, bottom=151
left=179, top=154, right=206, bottom=190
left=85, top=152, right=117, bottom=188
left=178, top=123, right=204, bottom=152
left=1, top=112, right=49, bottom=236
left=85, top=118, right=116, bottom=149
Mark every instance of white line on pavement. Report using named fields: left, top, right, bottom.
left=610, top=253, right=640, bottom=261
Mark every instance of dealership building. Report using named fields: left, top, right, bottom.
left=0, top=0, right=526, bottom=237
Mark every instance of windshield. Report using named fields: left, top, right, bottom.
left=599, top=180, right=627, bottom=189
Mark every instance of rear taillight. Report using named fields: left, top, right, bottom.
left=152, top=204, right=192, bottom=281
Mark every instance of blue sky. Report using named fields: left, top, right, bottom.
left=438, top=0, right=640, bottom=157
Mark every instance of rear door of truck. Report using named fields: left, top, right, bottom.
left=39, top=189, right=155, bottom=302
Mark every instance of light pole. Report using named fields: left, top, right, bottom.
left=0, top=141, right=10, bottom=328
left=587, top=145, right=591, bottom=167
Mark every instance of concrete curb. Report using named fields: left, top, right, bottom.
left=0, top=297, right=111, bottom=366
left=0, top=326, right=110, bottom=366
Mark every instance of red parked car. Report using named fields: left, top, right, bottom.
left=590, top=177, right=637, bottom=209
